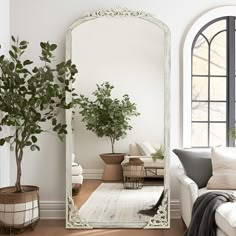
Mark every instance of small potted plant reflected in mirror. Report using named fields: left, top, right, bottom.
left=74, top=82, right=140, bottom=181
left=151, top=145, right=165, bottom=161
left=0, top=36, right=77, bottom=233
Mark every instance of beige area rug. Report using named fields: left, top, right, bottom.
left=79, top=183, right=164, bottom=228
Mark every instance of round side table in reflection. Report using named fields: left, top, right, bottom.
left=100, top=153, right=125, bottom=181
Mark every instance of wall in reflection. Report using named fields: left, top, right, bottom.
left=71, top=18, right=165, bottom=170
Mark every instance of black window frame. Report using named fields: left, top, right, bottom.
left=191, top=16, right=236, bottom=147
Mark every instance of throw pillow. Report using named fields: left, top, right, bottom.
left=207, top=147, right=236, bottom=190
left=173, top=148, right=212, bottom=188
left=129, top=144, right=141, bottom=156
left=136, top=142, right=156, bottom=156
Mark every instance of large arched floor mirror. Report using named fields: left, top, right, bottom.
left=65, top=8, right=170, bottom=229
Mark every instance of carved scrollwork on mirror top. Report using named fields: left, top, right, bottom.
left=65, top=7, right=170, bottom=229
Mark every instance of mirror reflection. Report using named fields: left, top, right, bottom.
left=67, top=10, right=170, bottom=228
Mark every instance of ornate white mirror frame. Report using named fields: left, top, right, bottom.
left=65, top=7, right=171, bottom=229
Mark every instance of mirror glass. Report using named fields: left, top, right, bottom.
left=66, top=8, right=170, bottom=229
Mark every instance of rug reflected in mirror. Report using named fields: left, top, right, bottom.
left=77, top=183, right=164, bottom=228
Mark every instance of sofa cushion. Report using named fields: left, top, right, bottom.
left=136, top=142, right=156, bottom=156
left=72, top=175, right=83, bottom=185
left=173, top=149, right=212, bottom=188
left=129, top=144, right=141, bottom=156
left=207, top=174, right=236, bottom=190
left=207, top=147, right=236, bottom=190
left=215, top=202, right=236, bottom=236
left=72, top=164, right=83, bottom=176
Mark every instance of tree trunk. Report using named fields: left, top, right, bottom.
left=15, top=157, right=23, bottom=192
left=15, top=132, right=23, bottom=192
left=110, top=138, right=115, bottom=153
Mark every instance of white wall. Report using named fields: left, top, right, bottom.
left=0, top=0, right=10, bottom=187
left=10, top=0, right=236, bottom=217
left=0, top=0, right=10, bottom=54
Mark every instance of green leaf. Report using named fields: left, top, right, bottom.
left=0, top=139, right=5, bottom=146
left=0, top=55, right=4, bottom=62
left=32, top=67, right=38, bottom=73
left=5, top=136, right=13, bottom=143
left=26, top=141, right=32, bottom=146
left=58, top=77, right=64, bottom=83
left=12, top=45, right=18, bottom=52
left=31, top=136, right=37, bottom=143
left=52, top=118, right=57, bottom=126
left=9, top=62, right=15, bottom=70
left=35, top=130, right=42, bottom=134
left=20, top=40, right=28, bottom=46
left=23, top=60, right=33, bottom=66
left=40, top=42, right=46, bottom=49
left=11, top=36, right=16, bottom=42
left=20, top=45, right=27, bottom=50
left=9, top=50, right=15, bottom=59
left=21, top=68, right=29, bottom=73
left=30, top=144, right=40, bottom=151
left=50, top=44, right=57, bottom=51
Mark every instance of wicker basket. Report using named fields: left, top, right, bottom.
left=122, top=163, right=144, bottom=189
left=0, top=185, right=40, bottom=234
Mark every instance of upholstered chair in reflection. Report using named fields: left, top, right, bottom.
left=72, top=153, right=83, bottom=196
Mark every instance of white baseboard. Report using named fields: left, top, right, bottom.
left=40, top=200, right=180, bottom=220
left=170, top=200, right=181, bottom=219
left=40, top=201, right=65, bottom=219
left=83, top=169, right=103, bottom=179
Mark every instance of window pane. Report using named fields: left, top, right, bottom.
left=210, top=77, right=226, bottom=100
left=210, top=31, right=226, bottom=75
left=209, top=123, right=226, bottom=146
left=210, top=102, right=226, bottom=121
left=192, top=123, right=208, bottom=146
left=192, top=35, right=208, bottom=75
left=192, top=76, right=208, bottom=100
left=202, top=20, right=226, bottom=43
left=192, top=102, right=208, bottom=121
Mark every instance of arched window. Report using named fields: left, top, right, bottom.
left=183, top=7, right=236, bottom=148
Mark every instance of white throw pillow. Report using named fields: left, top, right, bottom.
left=207, top=147, right=236, bottom=190
left=135, top=142, right=156, bottom=156
left=129, top=144, right=141, bottom=156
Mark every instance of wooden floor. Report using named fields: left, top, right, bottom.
left=73, top=179, right=102, bottom=209
left=11, top=219, right=186, bottom=236
left=5, top=180, right=186, bottom=235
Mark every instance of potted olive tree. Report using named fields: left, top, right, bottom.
left=75, top=82, right=140, bottom=180
left=0, top=37, right=77, bottom=233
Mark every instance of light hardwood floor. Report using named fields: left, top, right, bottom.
left=12, top=180, right=186, bottom=236
left=73, top=179, right=102, bottom=209
left=18, top=219, right=186, bottom=236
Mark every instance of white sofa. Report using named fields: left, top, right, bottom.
left=121, top=143, right=164, bottom=178
left=72, top=153, right=83, bottom=195
left=177, top=172, right=236, bottom=236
